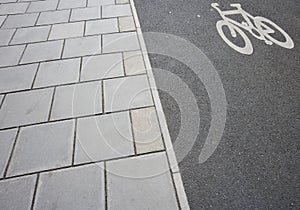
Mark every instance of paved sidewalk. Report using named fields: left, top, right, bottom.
left=0, top=0, right=189, bottom=209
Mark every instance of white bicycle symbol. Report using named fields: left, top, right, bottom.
left=211, top=3, right=294, bottom=55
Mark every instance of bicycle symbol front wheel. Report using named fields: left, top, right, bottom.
left=216, top=20, right=253, bottom=55
left=254, top=16, right=294, bottom=49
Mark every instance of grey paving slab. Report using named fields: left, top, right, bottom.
left=0, top=45, right=25, bottom=67
left=6, top=120, right=74, bottom=177
left=85, top=18, right=118, bottom=36
left=70, top=6, right=101, bottom=22
left=0, top=129, right=17, bottom=178
left=123, top=50, right=146, bottom=75
left=103, top=32, right=140, bottom=53
left=0, top=15, right=7, bottom=26
left=75, top=111, right=134, bottom=164
left=102, top=4, right=131, bottom=18
left=35, top=163, right=105, bottom=210
left=21, top=40, right=63, bottom=64
left=81, top=53, right=123, bottom=81
left=11, top=25, right=51, bottom=44
left=58, top=0, right=86, bottom=10
left=116, top=0, right=129, bottom=4
left=0, top=88, right=53, bottom=129
left=87, top=0, right=114, bottom=7
left=104, top=74, right=153, bottom=112
left=131, top=107, right=164, bottom=154
left=0, top=29, right=15, bottom=46
left=63, top=35, right=101, bottom=58
left=34, top=58, right=80, bottom=88
left=0, top=0, right=17, bottom=3
left=27, top=0, right=58, bottom=13
left=0, top=64, right=38, bottom=93
left=106, top=152, right=179, bottom=209
left=119, top=16, right=135, bottom=32
left=37, top=9, right=70, bottom=25
left=2, top=13, right=38, bottom=29
left=0, top=175, right=36, bottom=210
left=49, top=22, right=84, bottom=40
left=50, top=81, right=102, bottom=120
left=0, top=2, right=29, bottom=15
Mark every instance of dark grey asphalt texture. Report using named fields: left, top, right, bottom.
left=134, top=0, right=300, bottom=209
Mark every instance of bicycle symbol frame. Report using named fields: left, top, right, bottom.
left=211, top=3, right=294, bottom=55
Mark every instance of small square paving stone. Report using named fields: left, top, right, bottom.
left=0, top=88, right=53, bottom=129
left=0, top=2, right=29, bottom=15
left=119, top=16, right=135, bottom=32
left=49, top=22, right=84, bottom=40
left=11, top=26, right=51, bottom=45
left=63, top=35, right=101, bottom=58
left=0, top=175, right=36, bottom=210
left=0, top=129, right=17, bottom=178
left=50, top=81, right=102, bottom=120
left=103, top=32, right=140, bottom=53
left=87, top=0, right=114, bottom=6
left=0, top=45, right=25, bottom=67
left=0, top=29, right=15, bottom=46
left=58, top=0, right=86, bottom=9
left=104, top=75, right=153, bottom=112
left=85, top=18, right=118, bottom=36
left=75, top=111, right=134, bottom=164
left=81, top=53, right=123, bottom=81
left=106, top=152, right=179, bottom=209
left=2, top=13, right=38, bottom=29
left=123, top=50, right=146, bottom=75
left=34, top=58, right=80, bottom=88
left=102, top=4, right=132, bottom=18
left=70, top=6, right=101, bottom=22
left=0, top=64, right=38, bottom=93
left=6, top=120, right=74, bottom=177
left=27, top=0, right=59, bottom=13
left=37, top=10, right=70, bottom=25
left=35, top=164, right=105, bottom=210
left=21, top=40, right=63, bottom=64
left=131, top=107, right=164, bottom=154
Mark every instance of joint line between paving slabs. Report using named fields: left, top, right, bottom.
left=30, top=173, right=40, bottom=210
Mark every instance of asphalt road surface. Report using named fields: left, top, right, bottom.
left=134, top=0, right=300, bottom=209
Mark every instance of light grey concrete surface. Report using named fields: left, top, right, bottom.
left=85, top=18, right=118, bottom=35
left=11, top=26, right=51, bottom=44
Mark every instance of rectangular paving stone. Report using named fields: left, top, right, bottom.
left=0, top=129, right=17, bottom=178
left=34, top=58, right=80, bottom=88
left=103, top=32, right=140, bottom=53
left=0, top=64, right=38, bottom=93
left=87, top=0, right=114, bottom=6
left=0, top=0, right=17, bottom=3
left=104, top=74, right=153, bottom=112
left=106, top=152, right=179, bottom=209
left=37, top=9, right=70, bottom=25
left=2, top=13, right=38, bottom=29
left=0, top=88, right=53, bottom=129
left=81, top=53, right=123, bottom=81
left=11, top=25, right=51, bottom=44
left=0, top=45, right=25, bottom=67
left=116, top=0, right=129, bottom=4
left=6, top=120, right=74, bottom=176
left=70, top=6, right=101, bottom=22
left=0, top=2, right=29, bottom=15
left=49, top=22, right=84, bottom=40
left=102, top=4, right=132, bottom=18
left=0, top=29, right=15, bottom=46
left=35, top=164, right=104, bottom=210
left=50, top=81, right=102, bottom=120
left=58, top=0, right=86, bottom=9
left=63, top=35, right=101, bottom=58
left=119, top=16, right=135, bottom=32
left=85, top=18, right=118, bottom=36
left=21, top=40, right=63, bottom=64
left=75, top=111, right=134, bottom=164
left=123, top=50, right=146, bottom=75
left=0, top=175, right=36, bottom=210
left=131, top=107, right=164, bottom=154
left=27, top=0, right=58, bottom=13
